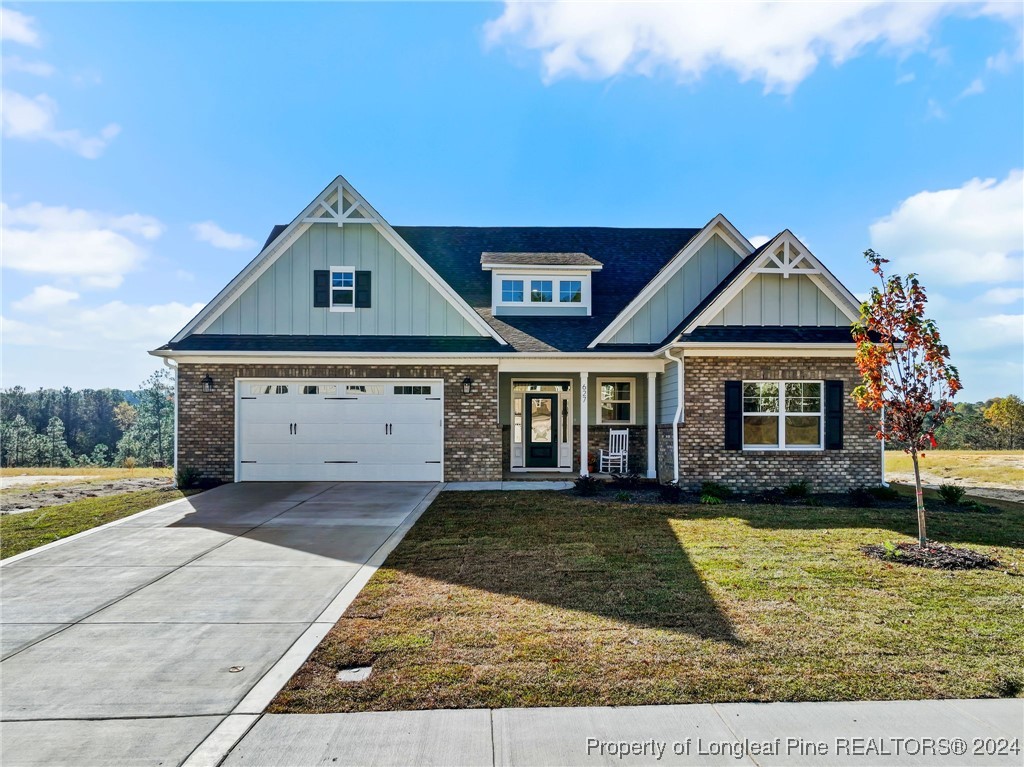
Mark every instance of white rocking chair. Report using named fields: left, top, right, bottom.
left=598, top=429, right=629, bottom=474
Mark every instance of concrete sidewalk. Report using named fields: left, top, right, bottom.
left=222, top=698, right=1023, bottom=767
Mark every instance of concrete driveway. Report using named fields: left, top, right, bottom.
left=0, top=481, right=439, bottom=767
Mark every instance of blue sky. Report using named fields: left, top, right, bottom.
left=2, top=2, right=1022, bottom=398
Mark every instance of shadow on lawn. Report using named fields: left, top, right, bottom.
left=385, top=492, right=741, bottom=644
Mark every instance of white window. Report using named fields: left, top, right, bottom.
left=530, top=280, right=553, bottom=303
left=743, top=381, right=823, bottom=449
left=501, top=279, right=524, bottom=303
left=597, top=378, right=634, bottom=424
left=330, top=268, right=355, bottom=312
left=559, top=280, right=582, bottom=303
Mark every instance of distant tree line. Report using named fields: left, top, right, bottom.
left=1, top=370, right=175, bottom=468
left=930, top=395, right=1024, bottom=450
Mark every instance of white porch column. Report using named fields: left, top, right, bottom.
left=579, top=371, right=589, bottom=476
left=646, top=371, right=657, bottom=478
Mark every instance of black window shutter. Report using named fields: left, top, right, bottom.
left=355, top=271, right=372, bottom=308
left=313, top=270, right=329, bottom=308
left=724, top=381, right=742, bottom=450
left=825, top=380, right=844, bottom=450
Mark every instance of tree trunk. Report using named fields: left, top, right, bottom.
left=910, top=449, right=927, bottom=547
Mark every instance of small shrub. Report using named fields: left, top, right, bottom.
left=867, top=485, right=901, bottom=502
left=938, top=483, right=966, bottom=505
left=658, top=482, right=682, bottom=503
left=881, top=540, right=901, bottom=559
left=175, top=465, right=201, bottom=489
left=614, top=491, right=632, bottom=503
left=994, top=677, right=1022, bottom=698
left=574, top=474, right=600, bottom=497
left=700, top=481, right=733, bottom=500
left=123, top=456, right=137, bottom=476
left=847, top=487, right=876, bottom=508
left=700, top=493, right=722, bottom=505
left=611, top=471, right=644, bottom=490
left=784, top=478, right=810, bottom=498
left=959, top=499, right=991, bottom=514
left=757, top=487, right=787, bottom=505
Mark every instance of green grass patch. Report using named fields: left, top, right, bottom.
left=1, top=488, right=198, bottom=559
left=273, top=490, right=1024, bottom=713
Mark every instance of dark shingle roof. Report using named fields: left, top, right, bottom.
left=681, top=326, right=856, bottom=344
left=160, top=335, right=508, bottom=353
left=480, top=252, right=603, bottom=268
left=263, top=224, right=288, bottom=251
left=396, top=227, right=701, bottom=351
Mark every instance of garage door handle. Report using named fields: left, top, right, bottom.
left=324, top=460, right=358, bottom=464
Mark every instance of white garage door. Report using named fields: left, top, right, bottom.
left=237, top=379, right=443, bottom=482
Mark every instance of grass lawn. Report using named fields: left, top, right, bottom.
left=1, top=487, right=198, bottom=559
left=0, top=466, right=174, bottom=481
left=273, top=490, right=1024, bottom=713
left=885, top=450, right=1024, bottom=487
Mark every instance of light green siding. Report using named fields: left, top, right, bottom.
left=707, top=274, right=846, bottom=326
left=658, top=360, right=678, bottom=424
left=201, top=224, right=483, bottom=337
left=607, top=234, right=743, bottom=345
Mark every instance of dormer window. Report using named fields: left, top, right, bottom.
left=482, top=252, right=602, bottom=317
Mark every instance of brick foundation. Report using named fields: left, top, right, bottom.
left=655, top=356, right=881, bottom=492
left=176, top=363, right=501, bottom=483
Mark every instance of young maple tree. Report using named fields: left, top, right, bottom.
left=852, top=249, right=962, bottom=547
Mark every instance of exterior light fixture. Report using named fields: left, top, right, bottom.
left=462, top=377, right=473, bottom=394
left=201, top=375, right=214, bottom=393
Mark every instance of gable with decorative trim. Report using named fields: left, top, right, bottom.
left=706, top=273, right=847, bottom=327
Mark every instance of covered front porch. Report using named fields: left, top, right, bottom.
left=496, top=358, right=664, bottom=479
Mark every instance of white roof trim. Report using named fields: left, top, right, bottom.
left=170, top=175, right=506, bottom=345
left=587, top=213, right=754, bottom=348
left=678, top=230, right=861, bottom=335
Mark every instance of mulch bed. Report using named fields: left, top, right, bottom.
left=862, top=541, right=1001, bottom=570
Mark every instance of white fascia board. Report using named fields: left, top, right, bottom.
left=173, top=175, right=506, bottom=345
left=587, top=213, right=754, bottom=348
left=668, top=342, right=856, bottom=358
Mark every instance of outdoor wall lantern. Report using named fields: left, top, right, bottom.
left=462, top=377, right=473, bottom=395
left=201, top=374, right=214, bottom=393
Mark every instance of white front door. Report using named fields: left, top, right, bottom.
left=237, top=379, right=443, bottom=481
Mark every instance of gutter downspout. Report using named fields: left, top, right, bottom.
left=663, top=348, right=685, bottom=484
left=163, top=357, right=178, bottom=480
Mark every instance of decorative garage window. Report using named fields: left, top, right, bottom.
left=559, top=280, right=582, bottom=303
left=251, top=384, right=289, bottom=395
left=302, top=384, right=337, bottom=395
left=346, top=384, right=385, bottom=395
left=395, top=385, right=432, bottom=395
left=530, top=280, right=553, bottom=303
left=742, top=381, right=823, bottom=449
left=597, top=378, right=634, bottom=424
left=330, top=268, right=355, bottom=312
left=501, top=279, right=524, bottom=303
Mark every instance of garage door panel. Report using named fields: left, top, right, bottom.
left=237, top=379, right=444, bottom=482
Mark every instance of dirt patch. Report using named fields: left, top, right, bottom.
left=0, top=474, right=92, bottom=489
left=886, top=473, right=1024, bottom=504
left=0, top=477, right=174, bottom=515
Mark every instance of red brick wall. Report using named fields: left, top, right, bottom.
left=655, top=356, right=882, bottom=492
left=177, top=363, right=501, bottom=482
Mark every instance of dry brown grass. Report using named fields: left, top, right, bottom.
left=272, top=490, right=1024, bottom=713
left=885, top=450, right=1024, bottom=487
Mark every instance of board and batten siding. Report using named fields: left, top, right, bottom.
left=658, top=360, right=678, bottom=424
left=201, top=225, right=482, bottom=337
left=607, top=234, right=743, bottom=345
left=706, top=273, right=845, bottom=326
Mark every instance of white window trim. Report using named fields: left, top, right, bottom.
left=490, top=270, right=593, bottom=312
left=742, top=379, right=824, bottom=451
left=500, top=278, right=525, bottom=304
left=329, top=266, right=356, bottom=313
left=559, top=279, right=583, bottom=304
left=596, top=377, right=635, bottom=425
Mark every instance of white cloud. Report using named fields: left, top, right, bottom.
left=190, top=221, right=258, bottom=251
left=749, top=235, right=771, bottom=248
left=1, top=89, right=121, bottom=158
left=979, top=287, right=1024, bottom=304
left=484, top=1, right=1019, bottom=93
left=869, top=169, right=1024, bottom=283
left=925, top=98, right=947, bottom=120
left=12, top=285, right=80, bottom=312
left=1, top=201, right=164, bottom=289
left=2, top=55, right=54, bottom=77
left=958, top=78, right=985, bottom=98
left=0, top=8, right=40, bottom=47
left=895, top=72, right=916, bottom=85
left=986, top=50, right=1014, bottom=73
left=3, top=300, right=204, bottom=350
